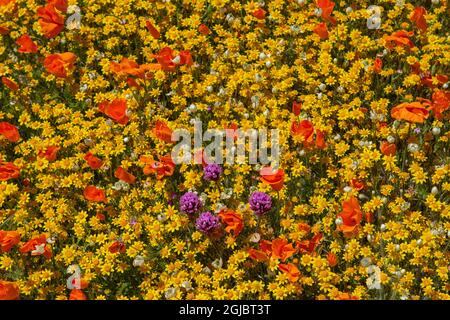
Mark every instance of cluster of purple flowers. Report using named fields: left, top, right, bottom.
left=179, top=192, right=202, bottom=215
left=203, top=164, right=222, bottom=181
left=249, top=191, right=272, bottom=216
left=195, top=211, right=221, bottom=234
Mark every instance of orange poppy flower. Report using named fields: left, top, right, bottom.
left=69, top=289, right=87, bottom=300
left=337, top=293, right=359, bottom=300
left=98, top=98, right=129, bottom=125
left=16, top=34, right=38, bottom=53
left=252, top=8, right=266, bottom=20
left=373, top=57, right=382, bottom=73
left=292, top=101, right=301, bottom=116
left=0, top=25, right=9, bottom=34
left=315, top=129, right=326, bottom=149
left=37, top=4, right=65, bottom=38
left=146, top=20, right=160, bottom=39
left=0, top=281, right=19, bottom=300
left=383, top=30, right=414, bottom=49
left=297, top=233, right=323, bottom=254
left=140, top=155, right=175, bottom=179
left=380, top=141, right=396, bottom=156
left=0, top=122, right=20, bottom=142
left=248, top=248, right=269, bottom=261
left=152, top=47, right=176, bottom=71
left=198, top=24, right=210, bottom=35
left=38, top=146, right=60, bottom=162
left=114, top=167, right=136, bottom=184
left=2, top=77, right=19, bottom=91
left=421, top=74, right=448, bottom=89
left=291, top=120, right=314, bottom=142
left=337, top=197, right=363, bottom=236
left=0, top=0, right=15, bottom=6
left=48, top=0, right=67, bottom=12
left=109, top=240, right=126, bottom=254
left=317, top=0, right=336, bottom=24
left=84, top=152, right=103, bottom=170
left=218, top=208, right=244, bottom=237
left=410, top=7, right=427, bottom=32
left=179, top=50, right=193, bottom=66
left=0, top=162, right=20, bottom=181
left=428, top=90, right=450, bottom=120
left=271, top=238, right=297, bottom=261
left=327, top=252, right=338, bottom=267
left=313, top=22, right=329, bottom=39
left=391, top=101, right=429, bottom=123
left=260, top=166, right=285, bottom=191
left=20, top=234, right=52, bottom=259
left=44, top=52, right=77, bottom=78
left=126, top=77, right=143, bottom=89
left=0, top=230, right=20, bottom=253
left=83, top=185, right=106, bottom=202
left=153, top=120, right=173, bottom=143
left=110, top=58, right=159, bottom=79
left=278, top=263, right=300, bottom=282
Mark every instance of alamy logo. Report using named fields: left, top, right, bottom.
left=170, top=121, right=281, bottom=168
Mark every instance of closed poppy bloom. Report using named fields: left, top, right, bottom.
left=126, top=77, right=142, bottom=89
left=179, top=50, right=193, bottom=66
left=373, top=57, right=382, bottom=73
left=84, top=152, right=103, bottom=170
left=198, top=23, right=210, bottom=35
left=0, top=122, right=20, bottom=142
left=271, top=238, right=297, bottom=261
left=16, top=34, right=38, bottom=53
left=383, top=30, right=414, bottom=49
left=315, top=129, right=326, bottom=149
left=44, top=52, right=77, bottom=78
left=292, top=101, right=301, bottom=116
left=380, top=141, right=396, bottom=156
left=108, top=240, right=126, bottom=254
left=140, top=155, right=175, bottom=179
left=278, top=263, right=300, bottom=282
left=218, top=208, right=244, bottom=237
left=314, top=22, right=329, bottom=39
left=260, top=166, right=285, bottom=191
left=146, top=20, right=160, bottom=39
left=69, top=289, right=87, bottom=300
left=0, top=230, right=20, bottom=253
left=38, top=146, right=60, bottom=162
left=48, top=0, right=67, bottom=12
left=98, top=98, right=129, bottom=125
left=2, top=77, right=19, bottom=91
left=83, top=185, right=106, bottom=202
left=337, top=197, right=363, bottom=236
left=350, top=179, right=365, bottom=191
left=317, top=0, right=336, bottom=24
left=0, top=281, right=19, bottom=300
left=37, top=4, right=65, bottom=38
left=391, top=102, right=429, bottom=123
left=19, top=234, right=52, bottom=259
left=252, top=8, right=266, bottom=20
left=153, top=120, right=173, bottom=143
left=0, top=162, right=20, bottom=181
left=410, top=7, right=427, bottom=32
left=327, top=252, right=338, bottom=267
left=114, top=167, right=136, bottom=184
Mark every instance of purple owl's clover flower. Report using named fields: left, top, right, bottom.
left=179, top=192, right=202, bottom=215
left=203, top=164, right=222, bottom=181
left=249, top=191, right=272, bottom=216
left=195, top=212, right=221, bottom=234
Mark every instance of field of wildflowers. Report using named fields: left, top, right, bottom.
left=0, top=0, right=449, bottom=300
